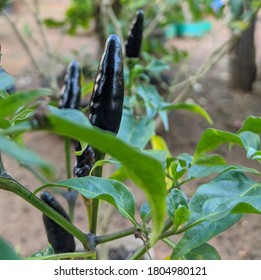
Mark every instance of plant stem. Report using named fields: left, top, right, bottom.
left=89, top=150, right=105, bottom=235
left=128, top=218, right=173, bottom=260
left=127, top=59, right=135, bottom=97
left=95, top=226, right=137, bottom=245
left=161, top=218, right=205, bottom=239
left=64, top=137, right=72, bottom=179
left=0, top=175, right=92, bottom=251
left=26, top=250, right=95, bottom=260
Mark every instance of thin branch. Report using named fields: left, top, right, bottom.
left=21, top=0, right=60, bottom=91
left=143, top=3, right=167, bottom=39
left=26, top=250, right=95, bottom=260
left=2, top=10, right=47, bottom=82
left=155, top=35, right=237, bottom=130
left=107, top=6, right=125, bottom=53
left=27, top=33, right=66, bottom=64
left=95, top=226, right=136, bottom=245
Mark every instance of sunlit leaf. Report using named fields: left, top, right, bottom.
left=39, top=177, right=138, bottom=225
left=183, top=243, right=221, bottom=260
left=39, top=106, right=166, bottom=243
left=161, top=102, right=213, bottom=124
left=171, top=171, right=261, bottom=259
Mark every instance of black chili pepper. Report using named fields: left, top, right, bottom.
left=73, top=143, right=95, bottom=177
left=59, top=60, right=81, bottom=109
left=125, top=10, right=144, bottom=58
left=40, top=191, right=76, bottom=254
left=89, top=34, right=124, bottom=134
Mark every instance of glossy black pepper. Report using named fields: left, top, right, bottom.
left=125, top=10, right=144, bottom=58
left=89, top=34, right=124, bottom=134
left=40, top=191, right=76, bottom=254
left=59, top=60, right=81, bottom=109
left=74, top=143, right=95, bottom=177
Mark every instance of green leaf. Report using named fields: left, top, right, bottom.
left=0, top=135, right=53, bottom=177
left=167, top=188, right=190, bottom=230
left=10, top=108, right=34, bottom=124
left=171, top=170, right=261, bottom=259
left=194, top=154, right=227, bottom=165
left=146, top=59, right=170, bottom=73
left=0, top=69, right=15, bottom=91
left=0, top=89, right=51, bottom=120
left=41, top=177, right=137, bottom=225
left=238, top=131, right=260, bottom=150
left=161, top=102, right=213, bottom=124
left=159, top=110, right=169, bottom=131
left=118, top=109, right=155, bottom=148
left=0, top=90, right=9, bottom=99
left=188, top=164, right=260, bottom=179
left=170, top=159, right=187, bottom=183
left=193, top=128, right=243, bottom=161
left=136, top=84, right=163, bottom=118
left=183, top=243, right=221, bottom=260
left=89, top=159, right=119, bottom=176
left=145, top=149, right=168, bottom=170
left=238, top=116, right=261, bottom=134
left=40, top=107, right=166, bottom=243
left=0, top=238, right=21, bottom=260
left=140, top=202, right=151, bottom=223
left=74, top=140, right=88, bottom=156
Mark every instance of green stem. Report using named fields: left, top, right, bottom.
left=161, top=218, right=205, bottom=238
left=89, top=150, right=105, bottom=234
left=127, top=59, right=136, bottom=97
left=95, top=226, right=137, bottom=245
left=64, top=137, right=71, bottom=179
left=26, top=250, right=95, bottom=260
left=0, top=175, right=92, bottom=251
left=128, top=67, right=133, bottom=97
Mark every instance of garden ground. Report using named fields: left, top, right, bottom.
left=0, top=0, right=260, bottom=259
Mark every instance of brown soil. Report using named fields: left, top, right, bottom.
left=0, top=1, right=260, bottom=259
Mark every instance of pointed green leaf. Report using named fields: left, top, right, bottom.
left=193, top=128, right=244, bottom=161
left=188, top=164, right=260, bottom=179
left=0, top=89, right=51, bottom=119
left=238, top=131, right=260, bottom=150
left=40, top=107, right=166, bottom=242
left=161, top=102, right=213, bottom=124
left=194, top=154, right=227, bottom=165
left=118, top=109, right=155, bottom=148
left=0, top=69, right=15, bottom=91
left=89, top=159, right=119, bottom=176
left=140, top=202, right=151, bottom=223
left=41, top=177, right=137, bottom=225
left=183, top=243, right=221, bottom=260
left=167, top=188, right=190, bottom=230
left=238, top=116, right=261, bottom=134
left=171, top=171, right=261, bottom=259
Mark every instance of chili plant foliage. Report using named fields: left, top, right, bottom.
left=0, top=11, right=261, bottom=261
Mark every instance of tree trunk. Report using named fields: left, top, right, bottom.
left=230, top=17, right=257, bottom=91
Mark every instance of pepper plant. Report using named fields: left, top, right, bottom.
left=0, top=10, right=261, bottom=260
